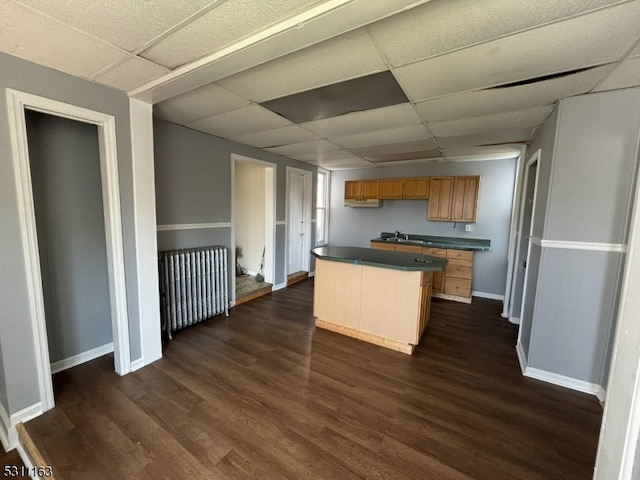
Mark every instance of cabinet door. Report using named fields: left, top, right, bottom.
left=361, top=179, right=380, bottom=199
left=427, top=177, right=454, bottom=220
left=379, top=179, right=403, bottom=199
left=417, top=271, right=433, bottom=341
left=344, top=180, right=361, bottom=200
left=451, top=176, right=479, bottom=222
left=403, top=177, right=430, bottom=199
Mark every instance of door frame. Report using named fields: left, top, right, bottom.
left=285, top=167, right=312, bottom=276
left=514, top=149, right=541, bottom=357
left=230, top=154, right=276, bottom=304
left=6, top=89, right=131, bottom=412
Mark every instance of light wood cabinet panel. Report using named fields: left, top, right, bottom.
left=344, top=180, right=361, bottom=200
left=395, top=244, right=422, bottom=253
left=344, top=179, right=379, bottom=200
left=361, top=179, right=380, bottom=199
left=379, top=179, right=403, bottom=199
left=451, top=176, right=480, bottom=222
left=370, top=242, right=396, bottom=251
left=403, top=177, right=430, bottom=199
left=444, top=277, right=471, bottom=298
left=427, top=177, right=454, bottom=221
left=446, top=249, right=474, bottom=261
left=445, top=259, right=473, bottom=280
left=417, top=271, right=433, bottom=340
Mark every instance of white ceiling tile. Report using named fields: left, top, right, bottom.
left=442, top=145, right=522, bottom=158
left=429, top=106, right=554, bottom=137
left=94, top=58, right=169, bottom=92
left=142, top=0, right=323, bottom=69
left=394, top=3, right=640, bottom=101
left=350, top=139, right=438, bottom=157
left=13, top=0, right=215, bottom=52
left=369, top=0, right=626, bottom=67
left=304, top=157, right=376, bottom=169
left=154, top=82, right=251, bottom=124
left=594, top=57, right=640, bottom=92
left=416, top=64, right=614, bottom=122
left=330, top=125, right=430, bottom=148
left=436, top=129, right=535, bottom=148
left=217, top=29, right=387, bottom=102
left=291, top=150, right=361, bottom=162
left=301, top=103, right=421, bottom=138
left=186, top=104, right=292, bottom=138
left=629, top=43, right=640, bottom=58
left=231, top=125, right=319, bottom=148
left=265, top=139, right=340, bottom=156
left=0, top=1, right=128, bottom=78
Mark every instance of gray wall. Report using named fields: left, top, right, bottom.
left=26, top=111, right=113, bottom=364
left=0, top=52, right=141, bottom=415
left=328, top=159, right=517, bottom=297
left=524, top=88, right=640, bottom=387
left=153, top=119, right=315, bottom=288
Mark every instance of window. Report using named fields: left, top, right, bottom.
left=315, top=168, right=330, bottom=245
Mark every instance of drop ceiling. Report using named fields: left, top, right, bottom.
left=2, top=0, right=640, bottom=169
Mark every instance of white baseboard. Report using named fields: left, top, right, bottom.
left=273, top=282, right=287, bottom=291
left=50, top=342, right=114, bottom=374
left=130, top=358, right=145, bottom=372
left=516, top=341, right=527, bottom=374
left=472, top=291, right=504, bottom=301
left=308, top=271, right=315, bottom=277
left=0, top=402, right=43, bottom=452
left=524, top=366, right=606, bottom=399
left=508, top=316, right=520, bottom=325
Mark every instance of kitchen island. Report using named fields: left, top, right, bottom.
left=311, top=246, right=447, bottom=354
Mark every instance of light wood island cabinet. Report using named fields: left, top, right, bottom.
left=312, top=247, right=445, bottom=354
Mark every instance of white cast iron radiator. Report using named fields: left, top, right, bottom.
left=158, top=246, right=229, bottom=338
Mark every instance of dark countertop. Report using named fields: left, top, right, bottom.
left=311, top=246, right=447, bottom=272
left=371, top=232, right=491, bottom=251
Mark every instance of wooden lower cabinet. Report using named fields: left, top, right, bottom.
left=371, top=242, right=474, bottom=304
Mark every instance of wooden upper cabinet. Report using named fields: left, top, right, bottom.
left=344, top=179, right=379, bottom=200
left=402, top=177, right=430, bottom=199
left=361, top=179, right=380, bottom=199
left=428, top=176, right=479, bottom=222
left=344, top=180, right=361, bottom=200
left=427, top=177, right=454, bottom=221
left=379, top=178, right=403, bottom=199
left=451, top=176, right=480, bottom=222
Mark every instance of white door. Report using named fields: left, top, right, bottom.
left=287, top=171, right=305, bottom=274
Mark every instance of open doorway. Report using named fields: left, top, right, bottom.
left=231, top=154, right=275, bottom=305
left=286, top=167, right=312, bottom=286
left=7, top=89, right=130, bottom=413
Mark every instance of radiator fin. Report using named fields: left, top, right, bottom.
left=158, top=246, right=229, bottom=338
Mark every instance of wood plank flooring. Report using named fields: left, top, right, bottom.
left=21, top=279, right=602, bottom=479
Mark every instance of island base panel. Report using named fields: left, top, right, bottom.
left=315, top=319, right=415, bottom=355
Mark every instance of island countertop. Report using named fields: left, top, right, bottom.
left=370, top=232, right=491, bottom=251
left=311, top=246, right=447, bottom=272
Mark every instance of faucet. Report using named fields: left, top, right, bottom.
left=394, top=230, right=401, bottom=238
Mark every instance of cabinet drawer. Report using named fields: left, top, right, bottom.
left=422, top=247, right=447, bottom=258
left=446, top=249, right=474, bottom=261
left=371, top=242, right=396, bottom=251
left=445, top=260, right=472, bottom=279
left=444, top=277, right=471, bottom=298
left=395, top=244, right=422, bottom=253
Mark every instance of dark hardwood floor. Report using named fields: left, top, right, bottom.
left=21, top=279, right=602, bottom=479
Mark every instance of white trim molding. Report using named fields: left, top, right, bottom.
left=516, top=341, right=528, bottom=374
left=0, top=402, right=43, bottom=452
left=157, top=222, right=232, bottom=231
left=50, top=343, right=114, bottom=374
left=275, top=220, right=286, bottom=226
left=130, top=358, right=145, bottom=372
left=273, top=282, right=287, bottom=291
left=524, top=366, right=606, bottom=401
left=6, top=88, right=131, bottom=414
left=540, top=239, right=626, bottom=253
left=508, top=317, right=521, bottom=325
left=529, top=236, right=542, bottom=247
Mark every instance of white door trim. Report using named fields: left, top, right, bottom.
left=6, top=89, right=131, bottom=412
left=230, top=154, right=276, bottom=304
left=515, top=149, right=541, bottom=352
left=285, top=167, right=312, bottom=276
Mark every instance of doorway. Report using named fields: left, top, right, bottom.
left=286, top=167, right=312, bottom=284
left=7, top=89, right=130, bottom=412
left=512, top=150, right=540, bottom=368
left=231, top=155, right=275, bottom=305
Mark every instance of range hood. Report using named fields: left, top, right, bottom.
left=344, top=199, right=381, bottom=207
